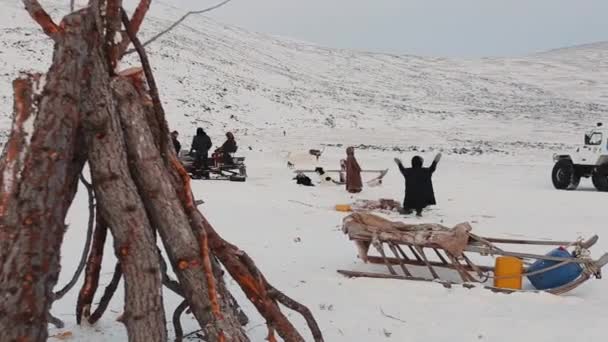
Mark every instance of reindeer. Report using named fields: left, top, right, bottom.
left=309, top=147, right=325, bottom=161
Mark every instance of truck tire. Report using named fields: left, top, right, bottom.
left=552, top=159, right=579, bottom=190
left=592, top=164, right=608, bottom=191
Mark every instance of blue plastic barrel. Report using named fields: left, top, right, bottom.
left=526, top=247, right=583, bottom=290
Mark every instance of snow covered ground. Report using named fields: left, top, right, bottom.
left=1, top=0, right=607, bottom=341
left=53, top=149, right=608, bottom=342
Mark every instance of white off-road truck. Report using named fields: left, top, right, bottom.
left=552, top=123, right=608, bottom=191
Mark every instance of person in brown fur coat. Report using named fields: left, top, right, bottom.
left=345, top=146, right=363, bottom=193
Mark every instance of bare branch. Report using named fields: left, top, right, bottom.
left=129, top=0, right=152, bottom=34
left=88, top=262, right=122, bottom=324
left=76, top=215, right=108, bottom=324
left=54, top=174, right=96, bottom=300
left=182, top=329, right=205, bottom=341
left=47, top=313, right=65, bottom=329
left=238, top=251, right=324, bottom=342
left=199, top=218, right=310, bottom=341
left=268, top=285, right=324, bottom=342
left=70, top=0, right=75, bottom=12
left=123, top=0, right=233, bottom=55
left=22, top=0, right=62, bottom=40
left=173, top=300, right=189, bottom=342
left=116, top=0, right=151, bottom=56
left=379, top=307, right=407, bottom=324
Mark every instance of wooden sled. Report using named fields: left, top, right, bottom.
left=294, top=168, right=388, bottom=186
left=339, top=213, right=608, bottom=295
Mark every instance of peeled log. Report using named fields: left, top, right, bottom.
left=112, top=76, right=248, bottom=340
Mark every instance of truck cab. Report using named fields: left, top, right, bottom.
left=552, top=123, right=608, bottom=191
left=580, top=126, right=608, bottom=163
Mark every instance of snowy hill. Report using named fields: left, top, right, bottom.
left=1, top=0, right=607, bottom=155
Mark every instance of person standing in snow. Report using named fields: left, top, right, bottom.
left=394, top=153, right=441, bottom=217
left=345, top=147, right=363, bottom=193
left=171, top=130, right=181, bottom=155
left=190, top=127, right=212, bottom=175
left=216, top=132, right=237, bottom=164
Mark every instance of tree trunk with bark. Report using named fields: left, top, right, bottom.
left=0, top=1, right=324, bottom=342
left=0, top=7, right=90, bottom=337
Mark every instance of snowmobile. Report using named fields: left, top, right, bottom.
left=552, top=122, right=608, bottom=191
left=178, top=150, right=247, bottom=182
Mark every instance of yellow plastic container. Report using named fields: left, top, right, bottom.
left=493, top=256, right=523, bottom=290
left=335, top=204, right=352, bottom=212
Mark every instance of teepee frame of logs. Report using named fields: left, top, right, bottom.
left=0, top=1, right=323, bottom=342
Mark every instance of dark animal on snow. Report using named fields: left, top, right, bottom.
left=294, top=173, right=314, bottom=186
left=309, top=148, right=324, bottom=161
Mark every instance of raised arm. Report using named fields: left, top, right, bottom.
left=429, top=153, right=442, bottom=173
left=394, top=158, right=408, bottom=177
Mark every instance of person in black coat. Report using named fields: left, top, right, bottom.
left=190, top=128, right=212, bottom=174
left=216, top=132, right=237, bottom=164
left=394, top=153, right=442, bottom=217
left=171, top=131, right=181, bottom=155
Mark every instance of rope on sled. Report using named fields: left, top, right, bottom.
left=483, top=251, right=595, bottom=281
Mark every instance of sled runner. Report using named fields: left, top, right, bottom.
left=293, top=168, right=388, bottom=186
left=179, top=151, right=247, bottom=181
left=339, top=213, right=608, bottom=295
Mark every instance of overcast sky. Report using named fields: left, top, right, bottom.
left=174, top=0, right=608, bottom=57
